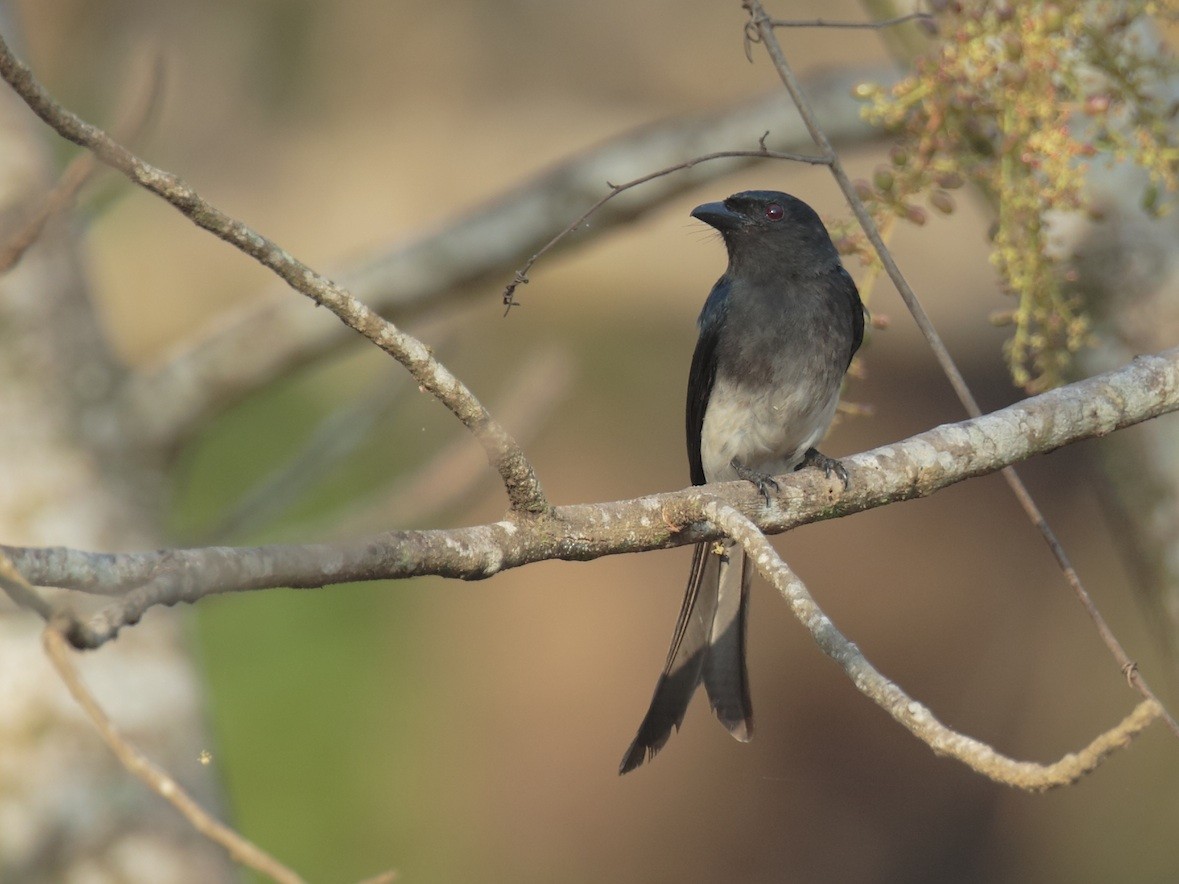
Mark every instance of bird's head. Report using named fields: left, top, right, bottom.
left=691, top=190, right=839, bottom=275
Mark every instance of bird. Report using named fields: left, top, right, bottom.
left=619, top=190, right=864, bottom=774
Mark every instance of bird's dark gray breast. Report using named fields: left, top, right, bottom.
left=699, top=272, right=854, bottom=482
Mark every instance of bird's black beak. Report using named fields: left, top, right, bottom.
left=691, top=201, right=743, bottom=232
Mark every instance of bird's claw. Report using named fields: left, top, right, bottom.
left=730, top=458, right=780, bottom=505
left=798, top=447, right=850, bottom=489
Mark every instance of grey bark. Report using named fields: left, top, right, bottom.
left=0, top=48, right=232, bottom=884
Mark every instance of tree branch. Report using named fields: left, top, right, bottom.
left=764, top=13, right=932, bottom=30
left=0, top=31, right=547, bottom=515
left=42, top=623, right=308, bottom=884
left=703, top=499, right=1161, bottom=790
left=5, top=346, right=1177, bottom=648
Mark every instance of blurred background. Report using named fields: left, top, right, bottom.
left=13, top=0, right=1179, bottom=881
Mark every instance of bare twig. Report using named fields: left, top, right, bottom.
left=765, top=13, right=932, bottom=29
left=191, top=317, right=452, bottom=542
left=193, top=373, right=407, bottom=543
left=355, top=872, right=399, bottom=884
left=502, top=145, right=829, bottom=311
left=42, top=623, right=306, bottom=884
left=741, top=0, right=1179, bottom=739
left=702, top=499, right=1162, bottom=790
left=327, top=347, right=573, bottom=536
left=0, top=47, right=163, bottom=273
left=0, top=34, right=547, bottom=515
left=206, top=346, right=572, bottom=542
left=7, top=347, right=1178, bottom=649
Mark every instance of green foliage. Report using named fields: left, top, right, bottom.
left=853, top=1, right=1178, bottom=391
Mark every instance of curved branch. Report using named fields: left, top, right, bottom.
left=6, top=346, right=1178, bottom=647
left=702, top=499, right=1161, bottom=791
left=42, top=624, right=306, bottom=884
left=501, top=145, right=830, bottom=310
left=0, top=33, right=547, bottom=514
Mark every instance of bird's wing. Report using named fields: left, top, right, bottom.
left=686, top=277, right=729, bottom=486
left=835, top=264, right=865, bottom=367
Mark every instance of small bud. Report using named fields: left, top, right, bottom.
left=988, top=309, right=1015, bottom=327
left=873, top=168, right=895, bottom=193
left=889, top=145, right=909, bottom=167
left=904, top=204, right=928, bottom=226
left=930, top=191, right=956, bottom=214
left=936, top=171, right=965, bottom=189
left=852, top=82, right=879, bottom=100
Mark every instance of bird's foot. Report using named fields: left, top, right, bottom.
left=796, top=447, right=850, bottom=489
left=730, top=458, right=780, bottom=505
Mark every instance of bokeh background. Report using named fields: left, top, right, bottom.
left=15, top=0, right=1179, bottom=881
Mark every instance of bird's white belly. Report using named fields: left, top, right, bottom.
left=699, top=374, right=839, bottom=484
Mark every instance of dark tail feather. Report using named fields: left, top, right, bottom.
left=703, top=545, right=753, bottom=741
left=619, top=543, right=718, bottom=774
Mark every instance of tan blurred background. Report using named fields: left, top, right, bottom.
left=15, top=0, right=1179, bottom=881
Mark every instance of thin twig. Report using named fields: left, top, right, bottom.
left=206, top=346, right=571, bottom=543
left=502, top=143, right=829, bottom=311
left=702, top=499, right=1161, bottom=790
left=190, top=315, right=456, bottom=541
left=742, top=0, right=1179, bottom=739
left=326, top=347, right=573, bottom=537
left=0, top=34, right=548, bottom=515
left=42, top=622, right=306, bottom=884
left=766, top=13, right=932, bottom=29
left=0, top=47, right=164, bottom=273
left=355, top=872, right=399, bottom=884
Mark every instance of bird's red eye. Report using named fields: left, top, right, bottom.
left=765, top=203, right=784, bottom=221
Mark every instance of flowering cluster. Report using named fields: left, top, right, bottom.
left=853, top=0, right=1177, bottom=391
